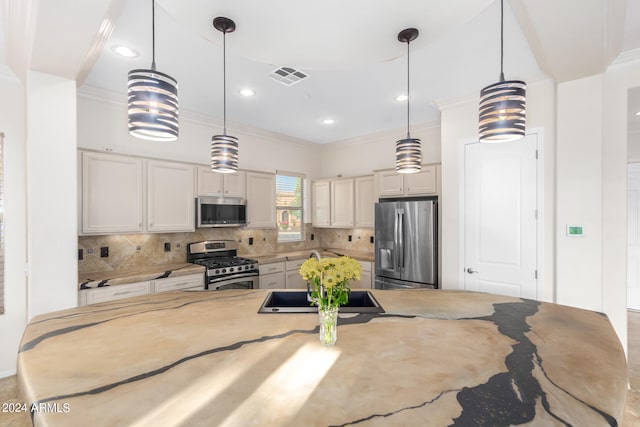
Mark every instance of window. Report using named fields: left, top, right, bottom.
left=276, top=171, right=304, bottom=242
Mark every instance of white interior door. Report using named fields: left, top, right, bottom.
left=463, top=134, right=538, bottom=299
left=628, top=163, right=640, bottom=310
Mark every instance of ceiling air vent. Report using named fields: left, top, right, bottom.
left=268, top=66, right=309, bottom=86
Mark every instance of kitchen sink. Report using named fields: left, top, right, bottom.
left=258, top=290, right=384, bottom=314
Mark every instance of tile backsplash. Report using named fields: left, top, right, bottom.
left=78, top=226, right=374, bottom=274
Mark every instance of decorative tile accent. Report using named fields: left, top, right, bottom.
left=78, top=226, right=347, bottom=274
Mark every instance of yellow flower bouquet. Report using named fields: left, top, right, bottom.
left=299, top=256, right=362, bottom=310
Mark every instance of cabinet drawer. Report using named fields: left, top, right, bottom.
left=358, top=260, right=372, bottom=272
left=153, top=273, right=204, bottom=293
left=285, top=259, right=306, bottom=271
left=259, top=272, right=285, bottom=289
left=81, top=281, right=151, bottom=306
left=259, top=262, right=285, bottom=275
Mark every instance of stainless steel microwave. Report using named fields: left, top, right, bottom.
left=196, top=196, right=246, bottom=227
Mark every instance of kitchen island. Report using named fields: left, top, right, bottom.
left=17, top=289, right=626, bottom=426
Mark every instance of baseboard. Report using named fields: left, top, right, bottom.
left=0, top=368, right=16, bottom=379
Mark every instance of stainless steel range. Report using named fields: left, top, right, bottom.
left=187, top=240, right=258, bottom=290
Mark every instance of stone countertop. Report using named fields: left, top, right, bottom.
left=253, top=248, right=374, bottom=265
left=17, top=289, right=626, bottom=426
left=78, top=263, right=205, bottom=290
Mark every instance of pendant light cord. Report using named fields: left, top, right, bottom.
left=223, top=30, right=227, bottom=135
left=406, top=38, right=411, bottom=139
left=151, top=0, right=156, bottom=71
left=499, top=0, right=504, bottom=82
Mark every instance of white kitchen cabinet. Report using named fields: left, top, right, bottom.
left=152, top=273, right=204, bottom=293
left=196, top=166, right=246, bottom=198
left=355, top=176, right=375, bottom=228
left=351, top=261, right=373, bottom=289
left=81, top=151, right=144, bottom=234
left=312, top=178, right=354, bottom=228
left=311, top=180, right=331, bottom=227
left=285, top=259, right=307, bottom=289
left=331, top=178, right=355, bottom=228
left=147, top=160, right=195, bottom=232
left=375, top=164, right=439, bottom=198
left=246, top=172, right=276, bottom=228
left=78, top=273, right=204, bottom=306
left=259, top=262, right=285, bottom=289
left=78, top=281, right=152, bottom=306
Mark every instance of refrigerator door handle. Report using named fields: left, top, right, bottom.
left=396, top=208, right=404, bottom=271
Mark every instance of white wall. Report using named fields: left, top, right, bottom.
left=556, top=75, right=603, bottom=309
left=318, top=122, right=441, bottom=178
left=0, top=70, right=28, bottom=377
left=602, top=57, right=640, bottom=354
left=77, top=89, right=323, bottom=179
left=26, top=71, right=78, bottom=318
left=439, top=78, right=557, bottom=302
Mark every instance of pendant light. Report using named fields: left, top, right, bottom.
left=395, top=28, right=421, bottom=174
left=211, top=17, right=239, bottom=173
left=127, top=0, right=179, bottom=142
left=478, top=0, right=526, bottom=143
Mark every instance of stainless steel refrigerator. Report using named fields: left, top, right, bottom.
left=375, top=197, right=437, bottom=289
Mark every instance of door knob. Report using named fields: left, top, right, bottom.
left=466, top=267, right=478, bottom=274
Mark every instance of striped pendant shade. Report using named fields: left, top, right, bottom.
left=395, top=28, right=421, bottom=174
left=127, top=69, right=179, bottom=141
left=211, top=134, right=239, bottom=173
left=211, top=17, right=239, bottom=173
left=478, top=0, right=526, bottom=143
left=395, top=137, right=422, bottom=174
left=478, top=79, right=526, bottom=143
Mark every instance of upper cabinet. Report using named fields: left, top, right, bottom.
left=331, top=178, right=355, bottom=228
left=80, top=151, right=195, bottom=235
left=375, top=164, right=440, bottom=198
left=147, top=160, right=195, bottom=232
left=312, top=178, right=355, bottom=228
left=311, top=180, right=331, bottom=227
left=246, top=171, right=276, bottom=228
left=196, top=166, right=246, bottom=198
left=354, top=176, right=375, bottom=228
left=81, top=151, right=144, bottom=234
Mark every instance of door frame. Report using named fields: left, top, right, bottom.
left=458, top=127, right=545, bottom=299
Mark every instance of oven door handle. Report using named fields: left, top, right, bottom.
left=207, top=273, right=258, bottom=290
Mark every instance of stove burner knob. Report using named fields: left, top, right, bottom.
left=250, top=264, right=255, bottom=270
left=230, top=267, right=235, bottom=273
left=215, top=269, right=220, bottom=275
left=222, top=268, right=227, bottom=273
left=237, top=266, right=243, bottom=271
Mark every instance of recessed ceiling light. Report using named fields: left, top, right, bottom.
left=112, top=45, right=138, bottom=58
left=636, top=111, right=640, bottom=116
left=239, top=88, right=255, bottom=97
left=395, top=94, right=409, bottom=102
left=322, top=118, right=335, bottom=125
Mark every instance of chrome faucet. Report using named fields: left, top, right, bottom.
left=307, top=250, right=322, bottom=303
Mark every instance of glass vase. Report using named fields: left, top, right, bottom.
left=318, top=307, right=338, bottom=347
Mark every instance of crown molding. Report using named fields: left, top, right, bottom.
left=324, top=120, right=440, bottom=147
left=610, top=48, right=640, bottom=68
left=76, top=85, right=317, bottom=148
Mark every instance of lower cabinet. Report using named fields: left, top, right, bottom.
left=259, top=262, right=285, bottom=289
left=285, top=259, right=307, bottom=289
left=78, top=273, right=205, bottom=306
left=79, top=281, right=152, bottom=306
left=351, top=261, right=373, bottom=289
left=151, top=273, right=204, bottom=293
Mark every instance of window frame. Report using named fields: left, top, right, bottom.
left=275, top=171, right=305, bottom=243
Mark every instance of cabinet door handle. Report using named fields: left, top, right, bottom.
left=114, top=291, right=132, bottom=296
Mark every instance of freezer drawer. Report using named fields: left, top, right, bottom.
left=375, top=276, right=435, bottom=290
